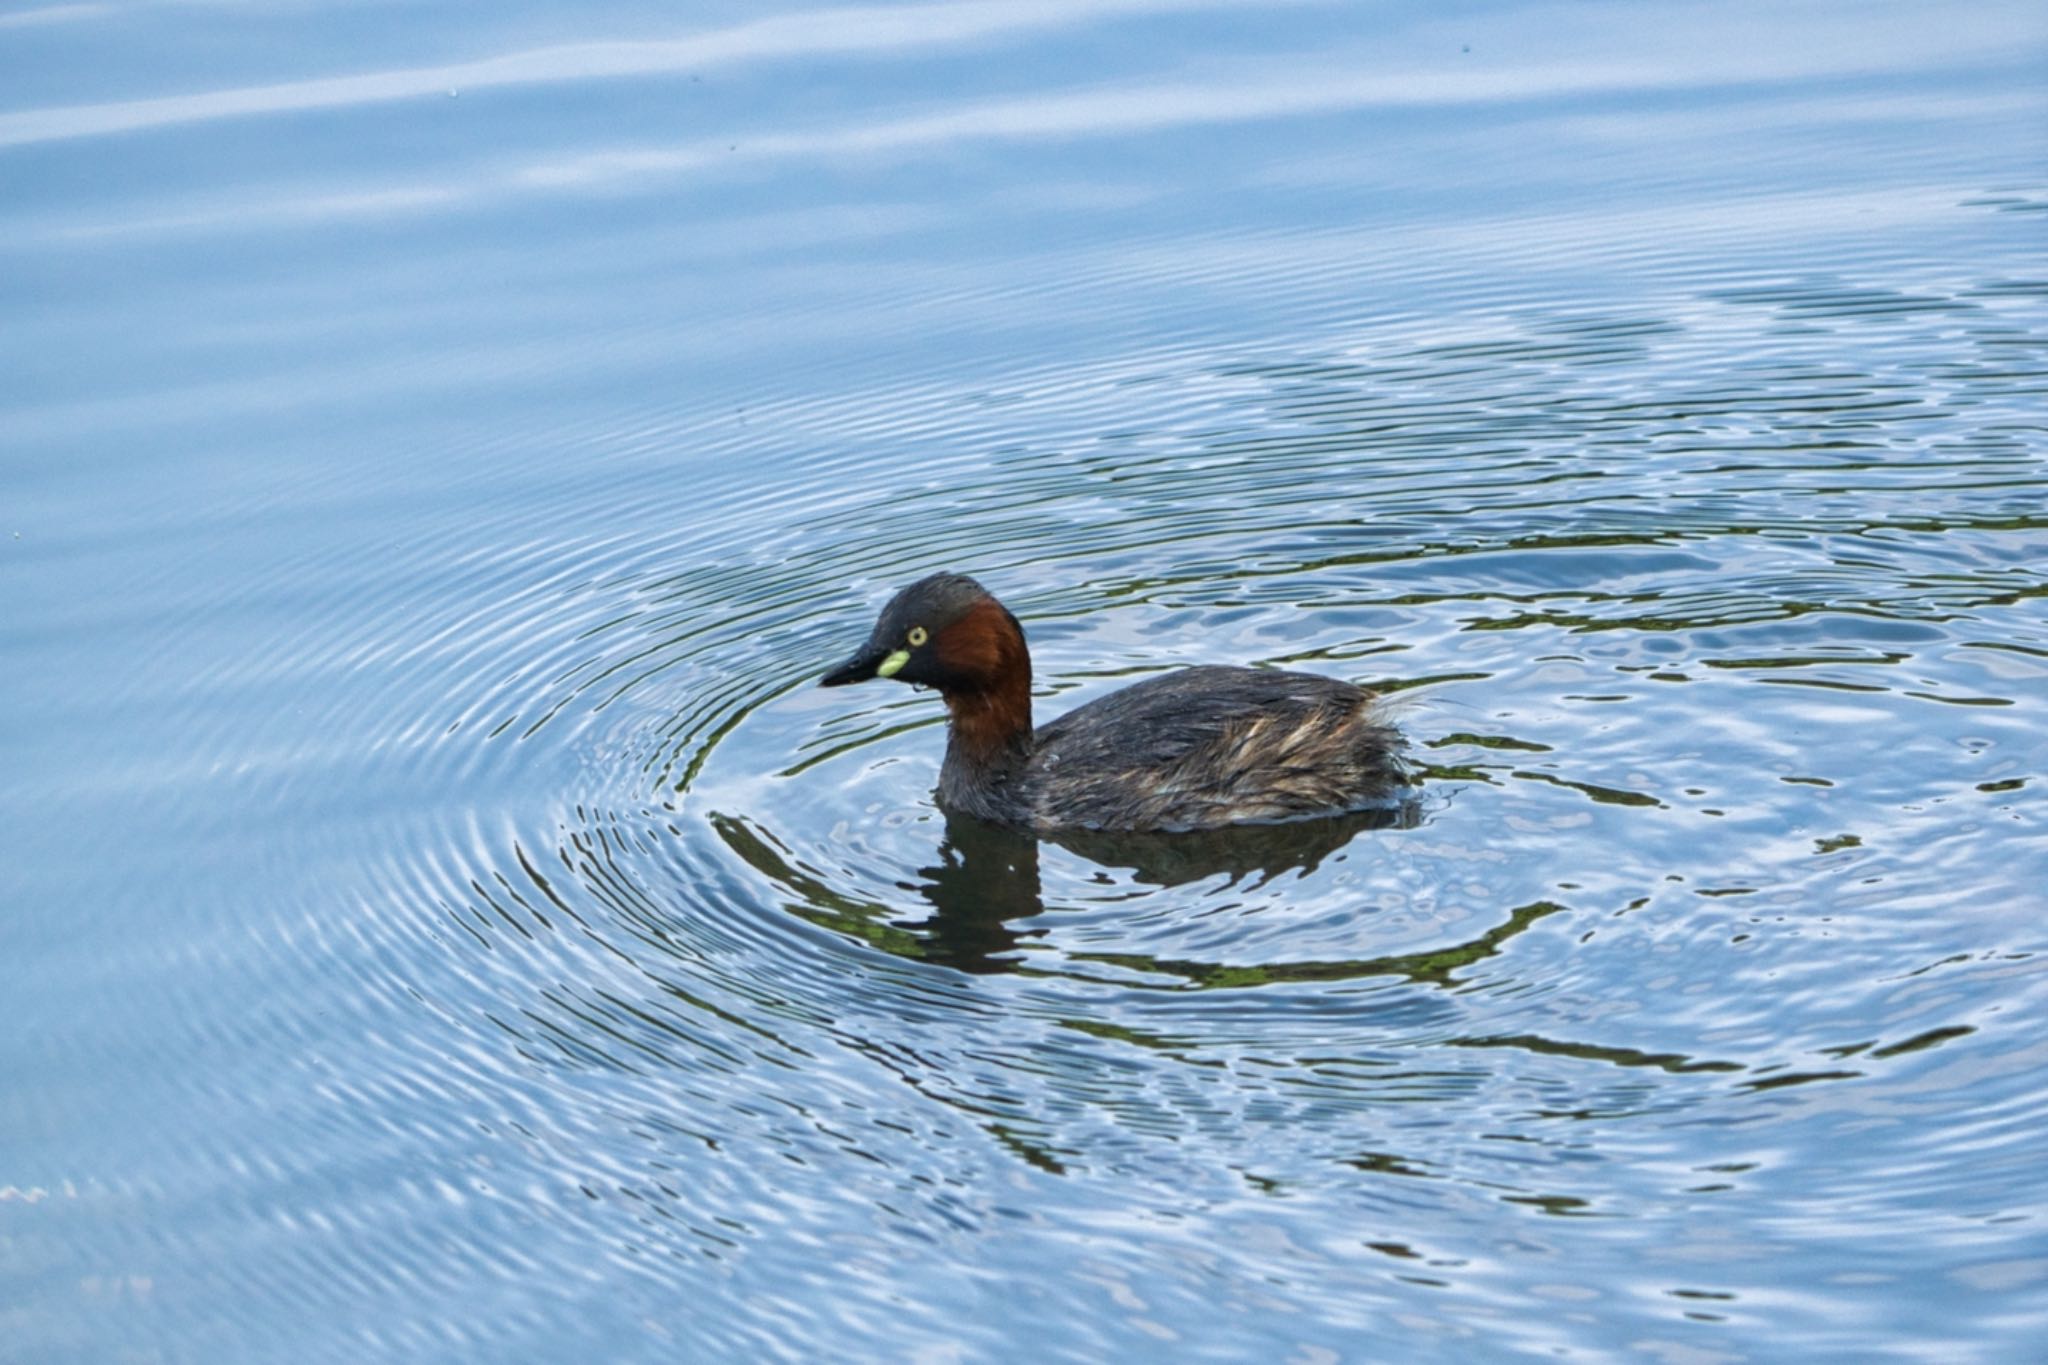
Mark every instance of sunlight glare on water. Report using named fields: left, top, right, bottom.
left=3, top=0, right=2046, bottom=1360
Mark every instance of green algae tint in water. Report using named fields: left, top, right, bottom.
left=3, top=0, right=2047, bottom=1360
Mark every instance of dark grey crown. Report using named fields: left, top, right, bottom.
left=875, top=572, right=992, bottom=636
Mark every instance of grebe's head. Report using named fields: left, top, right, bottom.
left=820, top=572, right=1028, bottom=695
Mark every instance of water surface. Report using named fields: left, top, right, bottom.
left=5, top=0, right=2047, bottom=1359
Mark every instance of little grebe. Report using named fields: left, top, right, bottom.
left=821, top=573, right=1406, bottom=832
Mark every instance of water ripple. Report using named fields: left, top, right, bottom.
left=9, top=12, right=2047, bottom=1345
left=126, top=270, right=2034, bottom=1355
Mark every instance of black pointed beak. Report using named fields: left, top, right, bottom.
left=820, top=642, right=888, bottom=687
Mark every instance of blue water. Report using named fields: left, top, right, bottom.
left=5, top=1, right=2047, bottom=1359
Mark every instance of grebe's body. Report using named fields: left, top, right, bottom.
left=822, top=573, right=1406, bottom=833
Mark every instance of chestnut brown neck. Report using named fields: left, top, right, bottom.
left=933, top=598, right=1034, bottom=822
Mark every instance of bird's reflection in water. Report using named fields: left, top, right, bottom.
left=906, top=803, right=1420, bottom=974
left=906, top=815, right=1044, bottom=974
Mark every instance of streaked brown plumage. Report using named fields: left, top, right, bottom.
left=821, top=573, right=1408, bottom=833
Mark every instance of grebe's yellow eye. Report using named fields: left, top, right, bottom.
left=907, top=625, right=928, bottom=647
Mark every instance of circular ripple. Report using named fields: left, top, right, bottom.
left=67, top=272, right=2045, bottom=1362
